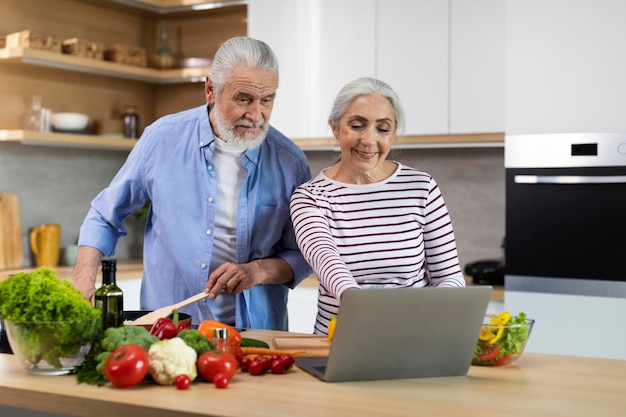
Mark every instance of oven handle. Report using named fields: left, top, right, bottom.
left=514, top=175, right=626, bottom=184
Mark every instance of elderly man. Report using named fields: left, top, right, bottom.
left=72, top=37, right=312, bottom=330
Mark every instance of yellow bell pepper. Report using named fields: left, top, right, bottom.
left=489, top=311, right=511, bottom=326
left=327, top=316, right=337, bottom=341
left=479, top=327, right=495, bottom=341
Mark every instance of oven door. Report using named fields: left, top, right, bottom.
left=506, top=166, right=626, bottom=283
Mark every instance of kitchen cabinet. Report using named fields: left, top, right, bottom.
left=0, top=0, right=246, bottom=150
left=450, top=0, right=505, bottom=133
left=248, top=0, right=377, bottom=141
left=505, top=0, right=626, bottom=134
left=249, top=0, right=505, bottom=141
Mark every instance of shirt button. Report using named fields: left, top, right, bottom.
left=208, top=197, right=214, bottom=203
left=199, top=142, right=204, bottom=146
left=206, top=229, right=212, bottom=235
left=207, top=165, right=213, bottom=171
left=201, top=263, right=207, bottom=269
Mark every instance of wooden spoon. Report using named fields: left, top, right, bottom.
left=131, top=291, right=210, bottom=325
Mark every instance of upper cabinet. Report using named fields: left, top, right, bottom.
left=506, top=0, right=626, bottom=134
left=377, top=0, right=449, bottom=135
left=248, top=0, right=506, bottom=140
left=450, top=0, right=506, bottom=134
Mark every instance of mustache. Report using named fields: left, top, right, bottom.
left=235, top=118, right=265, bottom=128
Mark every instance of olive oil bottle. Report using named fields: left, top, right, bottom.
left=95, top=259, right=124, bottom=330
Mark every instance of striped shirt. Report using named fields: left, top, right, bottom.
left=289, top=162, right=465, bottom=334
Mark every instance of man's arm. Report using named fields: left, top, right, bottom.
left=71, top=245, right=105, bottom=304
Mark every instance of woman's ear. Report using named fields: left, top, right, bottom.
left=330, top=122, right=339, bottom=139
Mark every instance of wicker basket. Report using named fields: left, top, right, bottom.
left=104, top=43, right=147, bottom=67
left=5, top=30, right=61, bottom=52
left=62, top=38, right=104, bottom=60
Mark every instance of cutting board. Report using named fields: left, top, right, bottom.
left=272, top=335, right=330, bottom=357
left=0, top=193, right=23, bottom=269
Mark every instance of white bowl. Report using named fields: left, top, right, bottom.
left=51, top=112, right=89, bottom=131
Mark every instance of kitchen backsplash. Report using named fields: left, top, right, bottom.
left=0, top=142, right=504, bottom=269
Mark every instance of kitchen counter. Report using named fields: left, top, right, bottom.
left=0, top=261, right=503, bottom=300
left=0, top=329, right=625, bottom=417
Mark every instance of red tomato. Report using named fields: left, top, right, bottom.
left=103, top=344, right=150, bottom=388
left=196, top=351, right=238, bottom=382
left=174, top=374, right=191, bottom=390
left=479, top=344, right=501, bottom=362
left=213, top=373, right=229, bottom=389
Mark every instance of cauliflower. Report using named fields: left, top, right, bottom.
left=148, top=337, right=197, bottom=385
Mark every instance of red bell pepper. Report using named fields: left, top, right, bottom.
left=149, top=309, right=190, bottom=340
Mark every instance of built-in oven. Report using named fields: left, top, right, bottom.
left=505, top=133, right=626, bottom=296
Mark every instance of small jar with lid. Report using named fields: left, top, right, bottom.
left=122, top=105, right=139, bottom=139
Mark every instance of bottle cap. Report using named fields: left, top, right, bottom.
left=101, top=259, right=117, bottom=272
left=214, top=328, right=228, bottom=341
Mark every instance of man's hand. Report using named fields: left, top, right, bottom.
left=204, top=258, right=294, bottom=299
left=205, top=261, right=260, bottom=299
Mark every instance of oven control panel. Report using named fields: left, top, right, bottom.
left=505, top=132, right=626, bottom=168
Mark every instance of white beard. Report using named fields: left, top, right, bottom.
left=212, top=103, right=269, bottom=151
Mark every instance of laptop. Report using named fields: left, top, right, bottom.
left=295, top=285, right=492, bottom=382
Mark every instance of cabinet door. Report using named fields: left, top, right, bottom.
left=248, top=0, right=377, bottom=140
left=506, top=0, right=626, bottom=134
left=450, top=0, right=505, bottom=133
left=377, top=0, right=449, bottom=135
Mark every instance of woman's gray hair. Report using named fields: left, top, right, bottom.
left=209, top=37, right=279, bottom=96
left=329, top=77, right=406, bottom=137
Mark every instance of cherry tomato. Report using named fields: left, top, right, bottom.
left=196, top=351, right=238, bottom=382
left=254, top=355, right=272, bottom=372
left=271, top=359, right=285, bottom=374
left=280, top=354, right=295, bottom=370
left=174, top=374, right=191, bottom=390
left=213, top=373, right=229, bottom=388
left=103, top=344, right=150, bottom=388
left=238, top=356, right=252, bottom=372
left=248, top=360, right=264, bottom=375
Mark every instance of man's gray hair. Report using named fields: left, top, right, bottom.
left=209, top=37, right=279, bottom=95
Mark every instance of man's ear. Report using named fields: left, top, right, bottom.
left=205, top=75, right=215, bottom=104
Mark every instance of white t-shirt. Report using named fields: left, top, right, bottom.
left=207, top=138, right=246, bottom=324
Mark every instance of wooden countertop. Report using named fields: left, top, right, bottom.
left=0, top=262, right=503, bottom=300
left=0, top=329, right=625, bottom=417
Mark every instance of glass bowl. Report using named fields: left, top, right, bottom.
left=4, top=318, right=97, bottom=375
left=472, top=313, right=535, bottom=366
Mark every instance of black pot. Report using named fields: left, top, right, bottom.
left=0, top=319, right=12, bottom=354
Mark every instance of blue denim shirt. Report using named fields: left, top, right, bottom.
left=78, top=105, right=312, bottom=330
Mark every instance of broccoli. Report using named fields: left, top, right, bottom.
left=177, top=329, right=213, bottom=355
left=100, top=325, right=158, bottom=352
left=76, top=325, right=158, bottom=386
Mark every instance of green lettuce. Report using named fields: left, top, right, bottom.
left=0, top=268, right=101, bottom=367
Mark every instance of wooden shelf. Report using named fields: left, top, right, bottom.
left=0, top=130, right=137, bottom=151
left=293, top=133, right=504, bottom=151
left=0, top=48, right=208, bottom=84
left=0, top=130, right=503, bottom=152
left=110, top=0, right=247, bottom=14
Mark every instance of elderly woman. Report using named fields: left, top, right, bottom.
left=290, top=77, right=465, bottom=335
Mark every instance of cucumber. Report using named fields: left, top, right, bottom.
left=239, top=337, right=270, bottom=349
